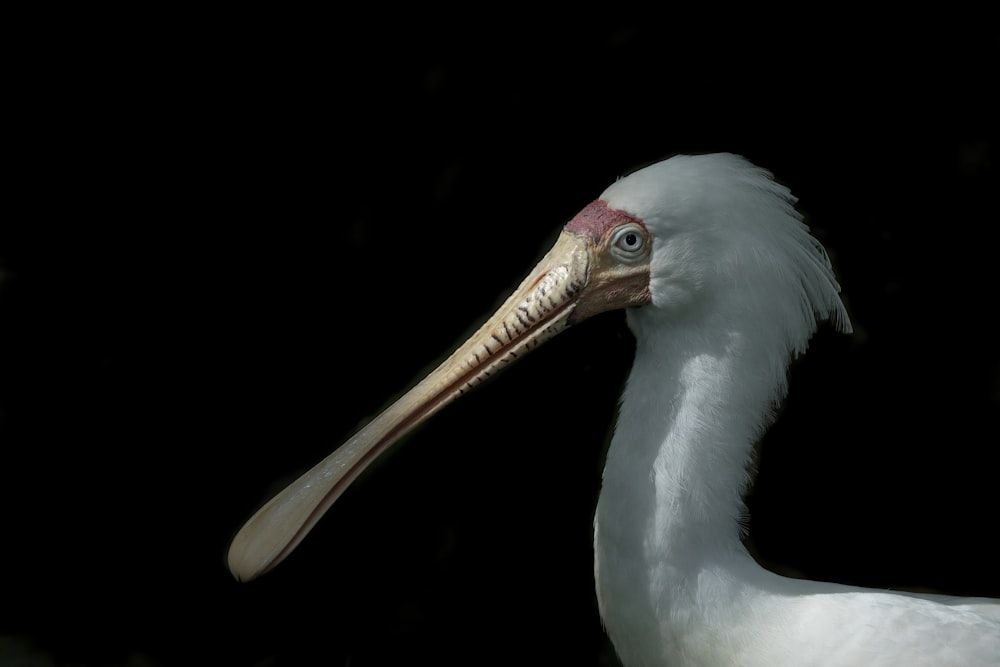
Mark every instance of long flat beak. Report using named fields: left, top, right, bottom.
left=228, top=203, right=651, bottom=581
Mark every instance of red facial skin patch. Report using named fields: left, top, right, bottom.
left=562, top=199, right=653, bottom=322
left=564, top=200, right=645, bottom=242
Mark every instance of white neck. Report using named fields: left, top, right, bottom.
left=594, top=306, right=791, bottom=664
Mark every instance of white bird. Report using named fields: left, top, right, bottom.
left=229, top=154, right=999, bottom=665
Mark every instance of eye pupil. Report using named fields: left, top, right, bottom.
left=624, top=233, right=637, bottom=247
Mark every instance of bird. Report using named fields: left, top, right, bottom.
left=228, top=153, right=1000, bottom=665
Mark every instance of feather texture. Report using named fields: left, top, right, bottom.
left=593, top=154, right=998, bottom=666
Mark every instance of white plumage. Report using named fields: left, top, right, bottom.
left=229, top=153, right=999, bottom=665
left=592, top=154, right=998, bottom=665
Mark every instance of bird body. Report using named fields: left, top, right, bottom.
left=230, top=154, right=999, bottom=665
left=596, top=319, right=1000, bottom=665
left=594, top=155, right=998, bottom=665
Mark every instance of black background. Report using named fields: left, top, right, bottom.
left=2, top=10, right=998, bottom=666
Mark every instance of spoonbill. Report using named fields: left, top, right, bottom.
left=229, top=153, right=999, bottom=665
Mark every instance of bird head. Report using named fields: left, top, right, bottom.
left=596, top=153, right=851, bottom=355
left=227, top=153, right=850, bottom=581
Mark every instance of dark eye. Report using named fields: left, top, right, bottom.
left=620, top=232, right=641, bottom=250
left=610, top=223, right=648, bottom=261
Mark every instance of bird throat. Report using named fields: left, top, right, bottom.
left=594, top=315, right=786, bottom=662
